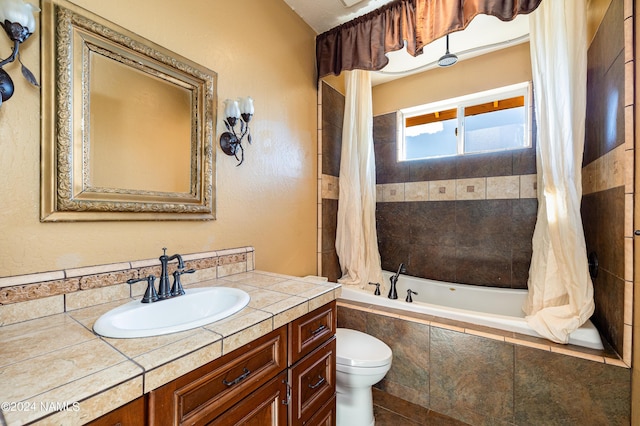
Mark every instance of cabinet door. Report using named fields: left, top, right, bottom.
left=289, top=337, right=336, bottom=426
left=207, top=371, right=288, bottom=426
left=85, top=396, right=146, bottom=426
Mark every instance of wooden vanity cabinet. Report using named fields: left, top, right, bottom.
left=91, top=301, right=337, bottom=425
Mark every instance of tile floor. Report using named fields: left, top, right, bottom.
left=372, top=388, right=469, bottom=425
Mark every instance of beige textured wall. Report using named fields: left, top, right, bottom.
left=372, top=43, right=533, bottom=116
left=0, top=0, right=318, bottom=277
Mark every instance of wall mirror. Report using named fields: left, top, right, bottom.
left=40, top=0, right=216, bottom=221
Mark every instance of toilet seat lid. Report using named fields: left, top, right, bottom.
left=336, top=328, right=392, bottom=368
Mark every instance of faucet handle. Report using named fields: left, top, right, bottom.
left=368, top=282, right=381, bottom=296
left=405, top=289, right=417, bottom=303
left=127, top=275, right=158, bottom=303
left=171, top=269, right=195, bottom=297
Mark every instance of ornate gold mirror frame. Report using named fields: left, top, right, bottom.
left=40, top=0, right=216, bottom=221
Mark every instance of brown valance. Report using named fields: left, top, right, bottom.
left=315, top=0, right=418, bottom=81
left=316, top=0, right=542, bottom=81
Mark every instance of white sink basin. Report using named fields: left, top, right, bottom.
left=93, top=287, right=250, bottom=338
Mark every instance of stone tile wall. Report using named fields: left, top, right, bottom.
left=319, top=83, right=344, bottom=282
left=582, top=0, right=633, bottom=361
left=338, top=304, right=631, bottom=425
left=318, top=81, right=538, bottom=289
left=372, top=110, right=537, bottom=289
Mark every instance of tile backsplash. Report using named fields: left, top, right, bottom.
left=0, top=247, right=255, bottom=326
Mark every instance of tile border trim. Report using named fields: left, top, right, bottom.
left=0, top=247, right=255, bottom=317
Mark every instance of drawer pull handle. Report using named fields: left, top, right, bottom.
left=311, top=324, right=327, bottom=335
left=308, top=375, right=326, bottom=389
left=223, top=368, right=251, bottom=387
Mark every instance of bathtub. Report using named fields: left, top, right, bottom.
left=338, top=271, right=604, bottom=350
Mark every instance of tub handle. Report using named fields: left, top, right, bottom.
left=368, top=282, right=381, bottom=295
left=406, top=289, right=418, bottom=303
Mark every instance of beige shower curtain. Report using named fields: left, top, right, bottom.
left=335, top=70, right=385, bottom=290
left=523, top=0, right=595, bottom=344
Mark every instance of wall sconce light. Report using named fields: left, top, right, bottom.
left=0, top=0, right=39, bottom=106
left=220, top=97, right=254, bottom=166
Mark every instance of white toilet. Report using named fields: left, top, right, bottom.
left=336, top=328, right=393, bottom=426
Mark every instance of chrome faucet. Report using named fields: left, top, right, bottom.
left=127, top=248, right=194, bottom=303
left=388, top=263, right=406, bottom=299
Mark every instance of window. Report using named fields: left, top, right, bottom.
left=398, top=82, right=532, bottom=161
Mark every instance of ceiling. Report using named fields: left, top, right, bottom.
left=282, top=0, right=530, bottom=85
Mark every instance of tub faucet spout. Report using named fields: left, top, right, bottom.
left=388, top=263, right=406, bottom=299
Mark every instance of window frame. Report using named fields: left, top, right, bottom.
left=397, top=82, right=533, bottom=162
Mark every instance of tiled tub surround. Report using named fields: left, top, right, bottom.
left=323, top=172, right=539, bottom=289
left=371, top=111, right=538, bottom=289
left=581, top=0, right=634, bottom=364
left=0, top=248, right=341, bottom=425
left=318, top=81, right=538, bottom=289
left=337, top=301, right=631, bottom=426
left=318, top=82, right=344, bottom=283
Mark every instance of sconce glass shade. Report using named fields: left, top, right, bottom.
left=223, top=98, right=240, bottom=119
left=0, top=0, right=39, bottom=42
left=239, top=96, right=254, bottom=115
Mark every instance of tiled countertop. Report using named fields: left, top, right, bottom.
left=0, top=271, right=340, bottom=425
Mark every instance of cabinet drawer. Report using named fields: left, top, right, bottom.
left=208, top=371, right=288, bottom=426
left=149, top=326, right=287, bottom=426
left=289, top=300, right=336, bottom=364
left=306, top=394, right=336, bottom=426
left=289, top=337, right=336, bottom=426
